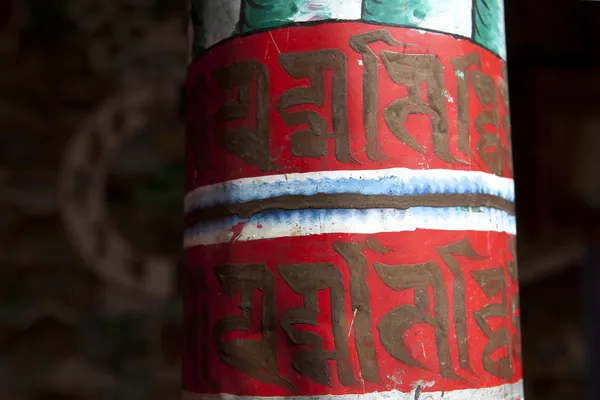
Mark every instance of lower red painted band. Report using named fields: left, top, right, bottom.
left=184, top=230, right=521, bottom=396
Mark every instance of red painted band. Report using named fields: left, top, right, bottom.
left=184, top=230, right=521, bottom=396
left=185, top=23, right=511, bottom=193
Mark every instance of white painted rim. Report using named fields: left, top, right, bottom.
left=183, top=380, right=524, bottom=400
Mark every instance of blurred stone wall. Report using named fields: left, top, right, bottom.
left=0, top=1, right=186, bottom=398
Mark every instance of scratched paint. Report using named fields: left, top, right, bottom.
left=472, top=0, right=507, bottom=59
left=190, top=0, right=506, bottom=58
left=243, top=0, right=363, bottom=30
left=186, top=24, right=513, bottom=191
left=184, top=231, right=522, bottom=394
left=362, top=0, right=473, bottom=38
left=184, top=380, right=524, bottom=399
left=186, top=3, right=519, bottom=399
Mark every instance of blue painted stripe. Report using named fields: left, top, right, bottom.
left=184, top=169, right=515, bottom=213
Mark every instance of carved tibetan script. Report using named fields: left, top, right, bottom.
left=187, top=26, right=513, bottom=183
left=185, top=233, right=521, bottom=390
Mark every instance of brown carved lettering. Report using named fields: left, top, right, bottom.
left=507, top=235, right=518, bottom=283
left=334, top=241, right=381, bottom=383
left=350, top=30, right=412, bottom=161
left=213, top=60, right=276, bottom=171
left=510, top=294, right=522, bottom=363
left=213, top=264, right=292, bottom=389
left=437, top=239, right=485, bottom=374
left=452, top=52, right=510, bottom=176
left=374, top=261, right=459, bottom=379
left=278, top=263, right=357, bottom=387
left=277, top=50, right=357, bottom=163
left=472, top=268, right=513, bottom=379
left=470, top=70, right=504, bottom=176
left=498, top=65, right=513, bottom=176
left=506, top=234, right=521, bottom=364
left=381, top=51, right=455, bottom=163
left=451, top=52, right=481, bottom=157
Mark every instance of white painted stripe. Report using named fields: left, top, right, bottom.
left=291, top=0, right=363, bottom=22
left=183, top=380, right=524, bottom=400
left=184, top=169, right=515, bottom=213
left=184, top=207, right=516, bottom=247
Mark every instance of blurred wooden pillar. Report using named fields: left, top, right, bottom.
left=184, top=1, right=522, bottom=399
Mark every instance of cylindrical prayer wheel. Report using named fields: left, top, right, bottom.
left=184, top=1, right=522, bottom=399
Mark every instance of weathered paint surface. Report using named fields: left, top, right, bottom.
left=186, top=6, right=519, bottom=400
left=362, top=0, right=473, bottom=38
left=243, top=0, right=363, bottom=31
left=186, top=24, right=513, bottom=189
left=184, top=380, right=524, bottom=399
left=184, top=232, right=522, bottom=395
left=190, top=0, right=507, bottom=58
left=471, top=0, right=507, bottom=59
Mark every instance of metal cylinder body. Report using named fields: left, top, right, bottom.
left=185, top=1, right=522, bottom=398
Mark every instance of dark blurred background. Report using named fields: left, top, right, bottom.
left=0, top=0, right=599, bottom=399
